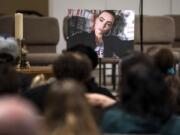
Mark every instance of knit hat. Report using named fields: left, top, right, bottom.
left=0, top=36, right=19, bottom=61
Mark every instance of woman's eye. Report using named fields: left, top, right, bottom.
left=99, top=17, right=105, bottom=22
left=106, top=23, right=112, bottom=28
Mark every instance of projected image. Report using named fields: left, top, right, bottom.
left=65, top=9, right=135, bottom=58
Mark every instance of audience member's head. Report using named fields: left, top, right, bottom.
left=65, top=44, right=98, bottom=70
left=146, top=47, right=176, bottom=76
left=53, top=52, right=92, bottom=82
left=0, top=96, right=41, bottom=135
left=147, top=47, right=180, bottom=114
left=0, top=36, right=19, bottom=65
left=45, top=79, right=100, bottom=135
left=0, top=63, right=20, bottom=95
left=119, top=52, right=171, bottom=124
left=0, top=36, right=32, bottom=93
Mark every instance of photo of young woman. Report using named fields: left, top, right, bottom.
left=66, top=10, right=134, bottom=58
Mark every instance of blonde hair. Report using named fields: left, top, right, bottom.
left=45, top=79, right=101, bottom=135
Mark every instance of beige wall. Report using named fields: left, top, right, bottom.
left=0, top=0, right=48, bottom=16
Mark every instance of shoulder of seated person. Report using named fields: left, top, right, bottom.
left=24, top=83, right=50, bottom=95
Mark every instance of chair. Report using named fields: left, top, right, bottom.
left=168, top=15, right=180, bottom=50
left=134, top=15, right=175, bottom=52
left=0, top=15, right=60, bottom=65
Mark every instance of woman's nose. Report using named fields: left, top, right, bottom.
left=101, top=22, right=106, bottom=29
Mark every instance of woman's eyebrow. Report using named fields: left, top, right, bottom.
left=100, top=17, right=112, bottom=23
left=99, top=16, right=105, bottom=20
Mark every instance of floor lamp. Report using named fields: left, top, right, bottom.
left=140, top=0, right=144, bottom=53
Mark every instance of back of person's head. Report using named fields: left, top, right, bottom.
left=45, top=79, right=100, bottom=135
left=0, top=36, right=19, bottom=65
left=146, top=47, right=175, bottom=76
left=147, top=47, right=180, bottom=113
left=119, top=52, right=171, bottom=123
left=0, top=63, right=20, bottom=95
left=0, top=96, right=41, bottom=135
left=65, top=44, right=98, bottom=70
left=120, top=51, right=152, bottom=77
left=53, top=52, right=92, bottom=82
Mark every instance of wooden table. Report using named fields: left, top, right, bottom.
left=16, top=66, right=53, bottom=78
left=16, top=59, right=120, bottom=90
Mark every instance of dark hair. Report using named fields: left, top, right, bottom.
left=65, top=44, right=98, bottom=69
left=0, top=53, right=19, bottom=65
left=53, top=52, right=92, bottom=82
left=98, top=10, right=116, bottom=20
left=0, top=63, right=20, bottom=95
left=119, top=52, right=172, bottom=124
left=0, top=36, right=19, bottom=65
left=146, top=47, right=175, bottom=75
left=147, top=47, right=180, bottom=114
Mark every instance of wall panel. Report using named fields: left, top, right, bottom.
left=0, top=0, right=48, bottom=16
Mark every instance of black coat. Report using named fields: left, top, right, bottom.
left=67, top=32, right=133, bottom=58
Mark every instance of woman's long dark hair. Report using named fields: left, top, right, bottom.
left=118, top=52, right=172, bottom=124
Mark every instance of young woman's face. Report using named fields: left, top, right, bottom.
left=94, top=11, right=115, bottom=36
